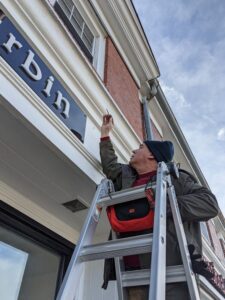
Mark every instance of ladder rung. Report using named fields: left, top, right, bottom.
left=98, top=184, right=155, bottom=208
left=79, top=234, right=153, bottom=262
left=122, top=265, right=186, bottom=287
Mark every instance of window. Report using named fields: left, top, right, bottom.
left=0, top=227, right=61, bottom=299
left=54, top=0, right=95, bottom=62
left=200, top=222, right=212, bottom=246
left=49, top=0, right=106, bottom=79
left=219, top=238, right=225, bottom=258
left=0, top=201, right=74, bottom=299
left=0, top=241, right=28, bottom=299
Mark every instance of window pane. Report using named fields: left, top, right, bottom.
left=0, top=226, right=61, bottom=300
left=59, top=0, right=73, bottom=11
left=73, top=7, right=84, bottom=29
left=55, top=0, right=94, bottom=62
left=83, top=25, right=94, bottom=43
left=71, top=15, right=82, bottom=36
left=0, top=242, right=28, bottom=300
left=82, top=34, right=93, bottom=53
left=200, top=222, right=211, bottom=245
left=58, top=0, right=71, bottom=18
left=83, top=25, right=94, bottom=52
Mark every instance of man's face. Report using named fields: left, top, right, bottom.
left=129, top=143, right=154, bottom=166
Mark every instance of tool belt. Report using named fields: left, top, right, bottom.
left=107, top=187, right=155, bottom=233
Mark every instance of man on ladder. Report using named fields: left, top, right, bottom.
left=100, top=114, right=219, bottom=300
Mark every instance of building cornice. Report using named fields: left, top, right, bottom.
left=89, top=0, right=159, bottom=87
left=126, top=0, right=160, bottom=74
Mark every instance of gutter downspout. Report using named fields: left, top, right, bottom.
left=142, top=80, right=158, bottom=140
left=142, top=96, right=153, bottom=140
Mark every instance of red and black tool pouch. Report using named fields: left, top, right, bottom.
left=107, top=187, right=155, bottom=233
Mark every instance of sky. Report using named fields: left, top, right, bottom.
left=133, top=0, right=225, bottom=216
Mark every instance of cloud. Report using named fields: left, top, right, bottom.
left=161, top=84, right=190, bottom=108
left=217, top=128, right=225, bottom=141
left=182, top=123, right=225, bottom=213
left=133, top=0, right=225, bottom=215
left=160, top=82, right=191, bottom=116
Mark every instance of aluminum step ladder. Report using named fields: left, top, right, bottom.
left=56, top=161, right=201, bottom=300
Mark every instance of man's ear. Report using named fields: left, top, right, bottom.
left=147, top=151, right=155, bottom=159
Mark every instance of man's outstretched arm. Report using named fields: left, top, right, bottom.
left=100, top=115, right=122, bottom=184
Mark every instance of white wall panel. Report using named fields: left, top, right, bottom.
left=83, top=260, right=118, bottom=300
left=0, top=66, right=103, bottom=184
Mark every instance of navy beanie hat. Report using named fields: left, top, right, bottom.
left=144, top=140, right=174, bottom=163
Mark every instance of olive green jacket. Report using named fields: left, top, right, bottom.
left=100, top=139, right=219, bottom=288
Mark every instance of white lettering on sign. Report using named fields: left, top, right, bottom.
left=54, top=91, right=70, bottom=118
left=2, top=32, right=22, bottom=53
left=1, top=29, right=71, bottom=119
left=42, top=76, right=54, bottom=97
left=21, top=50, right=42, bottom=81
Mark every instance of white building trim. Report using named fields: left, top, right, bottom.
left=0, top=0, right=143, bottom=163
left=0, top=60, right=103, bottom=182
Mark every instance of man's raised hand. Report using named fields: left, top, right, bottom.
left=101, top=114, right=114, bottom=138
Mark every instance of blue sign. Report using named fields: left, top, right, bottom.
left=0, top=17, right=86, bottom=142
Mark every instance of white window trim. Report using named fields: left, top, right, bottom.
left=49, top=0, right=106, bottom=79
left=74, top=0, right=106, bottom=79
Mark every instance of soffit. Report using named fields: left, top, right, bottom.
left=0, top=100, right=111, bottom=240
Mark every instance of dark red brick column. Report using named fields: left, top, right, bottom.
left=104, top=37, right=144, bottom=140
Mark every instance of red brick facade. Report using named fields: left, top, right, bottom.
left=104, top=37, right=162, bottom=141
left=104, top=37, right=145, bottom=140
left=207, top=221, right=225, bottom=261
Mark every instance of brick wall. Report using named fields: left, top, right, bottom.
left=207, top=221, right=225, bottom=261
left=104, top=37, right=162, bottom=142
left=104, top=37, right=145, bottom=140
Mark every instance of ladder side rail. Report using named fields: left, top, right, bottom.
left=149, top=162, right=167, bottom=300
left=56, top=179, right=110, bottom=300
left=167, top=179, right=201, bottom=300
left=112, top=231, right=128, bottom=300
left=105, top=179, right=125, bottom=299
